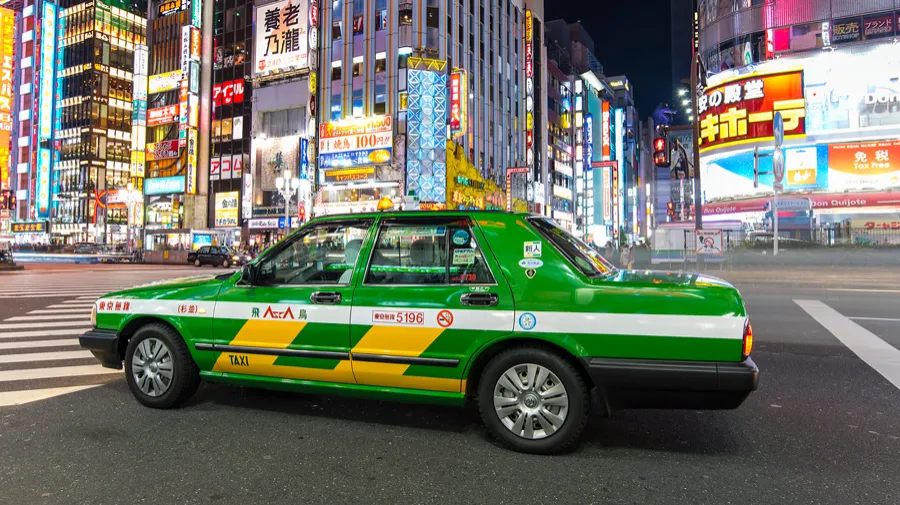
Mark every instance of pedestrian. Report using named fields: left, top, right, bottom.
left=620, top=245, right=630, bottom=269
left=628, top=243, right=636, bottom=269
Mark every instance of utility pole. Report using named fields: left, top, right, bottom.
left=691, top=50, right=703, bottom=231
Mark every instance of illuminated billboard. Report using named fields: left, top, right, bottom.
left=318, top=115, right=393, bottom=170
left=449, top=70, right=466, bottom=136
left=698, top=70, right=806, bottom=152
left=406, top=57, right=448, bottom=203
left=39, top=2, right=57, bottom=142
left=254, top=0, right=309, bottom=76
left=0, top=7, right=14, bottom=189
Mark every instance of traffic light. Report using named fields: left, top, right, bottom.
left=8, top=195, right=15, bottom=210
left=0, top=190, right=7, bottom=210
left=298, top=205, right=306, bottom=223
left=653, top=137, right=669, bottom=167
left=666, top=201, right=675, bottom=218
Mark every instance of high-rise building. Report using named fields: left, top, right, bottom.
left=7, top=0, right=148, bottom=244
left=142, top=0, right=210, bottom=251
left=545, top=55, right=574, bottom=230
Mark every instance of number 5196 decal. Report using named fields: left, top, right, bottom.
left=372, top=310, right=425, bottom=325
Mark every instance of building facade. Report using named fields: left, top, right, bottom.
left=698, top=0, right=900, bottom=236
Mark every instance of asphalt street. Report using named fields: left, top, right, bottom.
left=0, top=264, right=898, bottom=505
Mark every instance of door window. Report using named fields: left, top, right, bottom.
left=256, top=221, right=372, bottom=286
left=364, top=219, right=495, bottom=285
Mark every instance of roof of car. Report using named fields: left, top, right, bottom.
left=310, top=210, right=531, bottom=222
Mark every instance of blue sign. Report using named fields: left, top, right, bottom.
left=300, top=138, right=309, bottom=179
left=145, top=176, right=186, bottom=195
left=583, top=113, right=593, bottom=173
left=773, top=111, right=784, bottom=147
left=318, top=148, right=392, bottom=170
left=518, top=312, right=537, bottom=331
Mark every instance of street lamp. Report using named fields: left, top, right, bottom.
left=275, top=169, right=300, bottom=237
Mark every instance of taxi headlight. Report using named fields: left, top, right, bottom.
left=90, top=304, right=97, bottom=328
left=232, top=255, right=240, bottom=261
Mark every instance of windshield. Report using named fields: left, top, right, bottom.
left=528, top=217, right=615, bottom=277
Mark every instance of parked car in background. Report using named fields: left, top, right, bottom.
left=187, top=246, right=247, bottom=268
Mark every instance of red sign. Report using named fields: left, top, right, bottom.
left=698, top=71, right=806, bottom=152
left=146, top=139, right=181, bottom=161
left=213, top=79, right=246, bottom=107
left=190, top=27, right=201, bottom=59
left=703, top=190, right=900, bottom=215
left=601, top=101, right=611, bottom=159
left=436, top=310, right=454, bottom=328
left=210, top=158, right=220, bottom=180
left=232, top=154, right=243, bottom=177
left=147, top=104, right=179, bottom=126
left=449, top=72, right=462, bottom=132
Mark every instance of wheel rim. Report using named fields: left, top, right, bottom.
left=493, top=363, right=569, bottom=440
left=131, top=338, right=174, bottom=397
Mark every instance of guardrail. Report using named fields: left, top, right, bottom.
left=12, top=253, right=135, bottom=264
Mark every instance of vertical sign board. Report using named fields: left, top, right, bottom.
left=186, top=128, right=198, bottom=194
left=506, top=167, right=529, bottom=211
left=254, top=0, right=311, bottom=76
left=36, top=2, right=57, bottom=219
left=583, top=114, right=593, bottom=174
left=132, top=45, right=149, bottom=178
left=0, top=8, right=15, bottom=189
left=242, top=172, right=253, bottom=219
left=308, top=0, right=320, bottom=202
left=601, top=101, right=611, bottom=160
left=524, top=9, right=534, bottom=168
left=449, top=70, right=466, bottom=136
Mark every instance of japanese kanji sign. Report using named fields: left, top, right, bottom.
left=828, top=140, right=900, bottom=190
left=255, top=0, right=309, bottom=76
left=698, top=70, right=806, bottom=152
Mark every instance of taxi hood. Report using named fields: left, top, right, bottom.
left=102, top=273, right=231, bottom=298
left=609, top=269, right=737, bottom=290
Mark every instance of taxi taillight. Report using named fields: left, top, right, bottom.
left=742, top=321, right=753, bottom=357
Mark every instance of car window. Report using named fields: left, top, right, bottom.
left=528, top=217, right=615, bottom=277
left=365, top=219, right=495, bottom=285
left=199, top=246, right=210, bottom=254
left=256, top=220, right=372, bottom=286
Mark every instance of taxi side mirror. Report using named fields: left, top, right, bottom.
left=241, top=263, right=258, bottom=285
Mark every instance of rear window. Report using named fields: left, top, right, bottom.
left=528, top=217, right=615, bottom=277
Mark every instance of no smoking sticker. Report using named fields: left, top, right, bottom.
left=437, top=310, right=454, bottom=328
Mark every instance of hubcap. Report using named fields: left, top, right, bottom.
left=131, top=338, right=174, bottom=397
left=493, top=363, right=569, bottom=440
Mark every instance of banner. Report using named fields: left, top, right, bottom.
left=214, top=191, right=239, bottom=227
left=146, top=139, right=180, bottom=161
left=318, top=115, right=393, bottom=169
left=254, top=0, right=309, bottom=76
left=829, top=140, right=900, bottom=190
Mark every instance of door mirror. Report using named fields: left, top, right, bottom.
left=241, top=263, right=258, bottom=285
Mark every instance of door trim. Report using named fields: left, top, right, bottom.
left=195, top=343, right=349, bottom=360
left=351, top=353, right=460, bottom=368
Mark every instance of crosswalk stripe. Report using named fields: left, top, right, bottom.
left=0, top=385, right=103, bottom=407
left=27, top=309, right=91, bottom=315
left=63, top=300, right=96, bottom=304
left=0, top=292, right=109, bottom=299
left=6, top=314, right=90, bottom=322
left=0, top=364, right=121, bottom=382
left=47, top=303, right=94, bottom=308
left=0, top=339, right=80, bottom=350
left=0, top=321, right=96, bottom=330
left=0, top=350, right=94, bottom=364
left=0, top=329, right=91, bottom=339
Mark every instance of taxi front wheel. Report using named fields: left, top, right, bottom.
left=477, top=347, right=590, bottom=454
left=124, top=324, right=201, bottom=409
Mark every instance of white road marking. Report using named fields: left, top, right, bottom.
left=0, top=292, right=109, bottom=299
left=796, top=299, right=900, bottom=391
left=27, top=309, right=91, bottom=315
left=5, top=314, right=90, bottom=322
left=827, top=288, right=900, bottom=294
left=0, top=329, right=91, bottom=339
left=849, top=317, right=900, bottom=322
left=0, top=350, right=93, bottom=363
left=0, top=339, right=80, bottom=350
left=0, top=364, right=121, bottom=382
left=0, top=385, right=102, bottom=407
left=46, top=304, right=94, bottom=309
left=0, top=321, right=97, bottom=330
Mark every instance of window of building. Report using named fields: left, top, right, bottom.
left=375, top=54, right=386, bottom=73
left=352, top=58, right=363, bottom=77
left=333, top=21, right=342, bottom=40
left=426, top=6, right=439, bottom=28
left=332, top=61, right=343, bottom=80
left=399, top=3, right=413, bottom=25
left=376, top=9, right=388, bottom=30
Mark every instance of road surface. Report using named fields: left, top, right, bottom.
left=0, top=264, right=897, bottom=505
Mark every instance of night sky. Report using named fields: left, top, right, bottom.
left=545, top=0, right=674, bottom=120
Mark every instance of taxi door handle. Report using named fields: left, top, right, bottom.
left=460, top=293, right=499, bottom=307
left=310, top=291, right=342, bottom=305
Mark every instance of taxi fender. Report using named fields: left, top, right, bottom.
left=117, top=313, right=196, bottom=343
left=462, top=330, right=590, bottom=380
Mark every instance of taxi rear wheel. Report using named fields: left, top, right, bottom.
left=477, top=346, right=590, bottom=454
left=222, top=259, right=230, bottom=268
left=124, top=324, right=200, bottom=409
left=194, top=259, right=201, bottom=267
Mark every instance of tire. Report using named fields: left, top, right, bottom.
left=222, top=259, right=230, bottom=268
left=194, top=259, right=201, bottom=267
left=124, top=323, right=201, bottom=409
left=477, top=346, right=591, bottom=454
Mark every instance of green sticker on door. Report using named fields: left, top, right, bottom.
left=452, top=248, right=476, bottom=265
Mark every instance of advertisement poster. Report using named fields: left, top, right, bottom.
left=698, top=70, right=806, bottom=152
left=318, top=115, right=393, bottom=169
left=146, top=139, right=180, bottom=161
left=828, top=140, right=900, bottom=190
left=254, top=0, right=309, bottom=76
left=214, top=191, right=240, bottom=227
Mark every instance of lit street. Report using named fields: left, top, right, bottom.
left=0, top=264, right=898, bottom=504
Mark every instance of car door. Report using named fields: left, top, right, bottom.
left=350, top=216, right=515, bottom=394
left=208, top=218, right=374, bottom=384
left=196, top=246, right=210, bottom=264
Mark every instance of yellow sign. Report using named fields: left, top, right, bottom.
left=445, top=141, right=505, bottom=210
left=309, top=71, right=316, bottom=94
left=214, top=191, right=239, bottom=227
left=148, top=70, right=182, bottom=94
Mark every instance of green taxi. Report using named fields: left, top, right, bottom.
left=80, top=211, right=758, bottom=454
